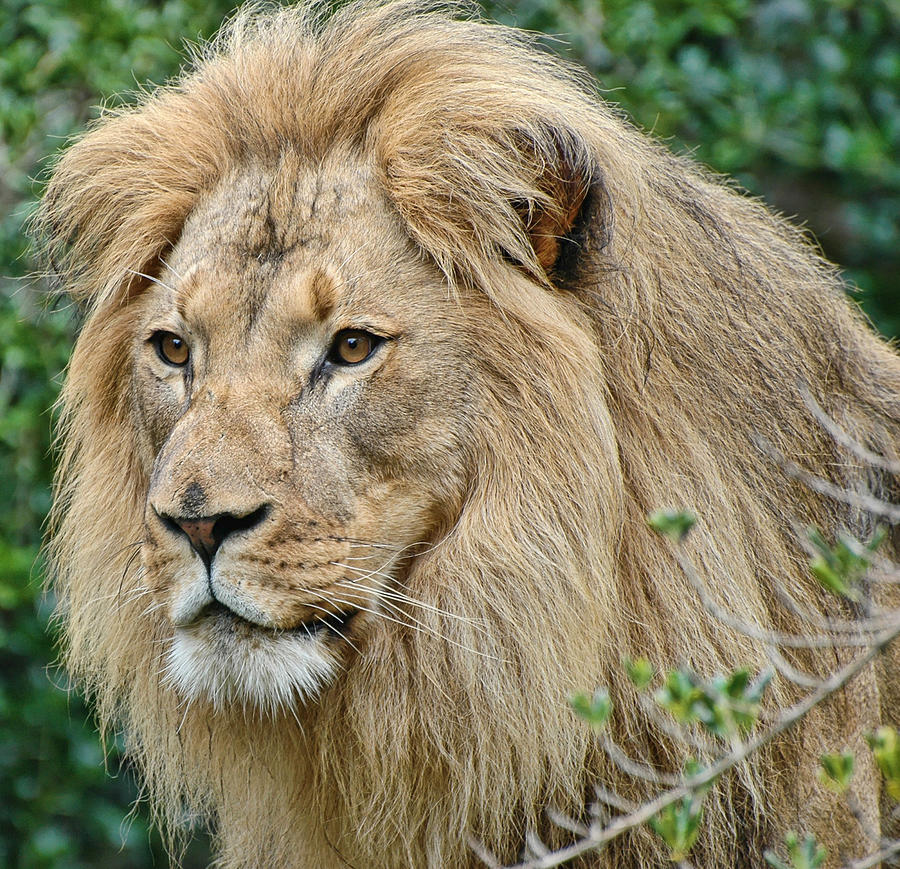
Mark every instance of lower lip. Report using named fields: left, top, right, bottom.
left=202, top=601, right=359, bottom=639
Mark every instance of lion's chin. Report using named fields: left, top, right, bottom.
left=164, top=606, right=344, bottom=712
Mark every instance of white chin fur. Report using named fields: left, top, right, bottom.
left=164, top=618, right=338, bottom=713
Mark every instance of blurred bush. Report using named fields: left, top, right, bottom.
left=0, top=0, right=897, bottom=865
left=1, top=2, right=234, bottom=865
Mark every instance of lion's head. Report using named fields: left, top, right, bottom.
left=39, top=2, right=900, bottom=866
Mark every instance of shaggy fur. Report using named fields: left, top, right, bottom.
left=39, top=2, right=900, bottom=866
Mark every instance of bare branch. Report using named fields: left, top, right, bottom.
left=672, top=547, right=888, bottom=648
left=468, top=835, right=502, bottom=869
left=765, top=646, right=821, bottom=689
left=488, top=624, right=900, bottom=869
left=755, top=436, right=900, bottom=523
left=596, top=734, right=682, bottom=787
left=592, top=785, right=636, bottom=814
left=524, top=830, right=550, bottom=859
left=544, top=808, right=589, bottom=839
left=843, top=839, right=900, bottom=869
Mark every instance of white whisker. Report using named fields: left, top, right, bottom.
left=157, top=253, right=185, bottom=281
left=322, top=588, right=504, bottom=662
left=125, top=267, right=177, bottom=295
left=334, top=575, right=487, bottom=631
left=296, top=592, right=362, bottom=654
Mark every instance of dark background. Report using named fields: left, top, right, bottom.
left=1, top=0, right=897, bottom=865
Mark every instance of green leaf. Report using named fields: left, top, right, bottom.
left=648, top=760, right=712, bottom=861
left=655, top=667, right=770, bottom=737
left=647, top=509, right=697, bottom=542
left=569, top=688, right=612, bottom=731
left=683, top=758, right=717, bottom=797
left=623, top=656, right=655, bottom=689
left=806, top=526, right=885, bottom=601
left=723, top=668, right=750, bottom=697
left=867, top=726, right=900, bottom=801
left=649, top=797, right=704, bottom=861
left=765, top=830, right=827, bottom=869
left=809, top=556, right=858, bottom=599
left=818, top=752, right=854, bottom=793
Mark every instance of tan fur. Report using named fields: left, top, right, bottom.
left=38, top=2, right=900, bottom=866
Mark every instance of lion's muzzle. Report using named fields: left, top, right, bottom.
left=147, top=483, right=365, bottom=707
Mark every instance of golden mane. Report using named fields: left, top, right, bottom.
left=39, top=2, right=900, bottom=866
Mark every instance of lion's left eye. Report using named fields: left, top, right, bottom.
left=327, top=330, right=383, bottom=366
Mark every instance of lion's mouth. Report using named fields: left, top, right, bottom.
left=166, top=598, right=353, bottom=708
left=202, top=600, right=360, bottom=640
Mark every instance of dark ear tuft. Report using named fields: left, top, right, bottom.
left=515, top=136, right=592, bottom=275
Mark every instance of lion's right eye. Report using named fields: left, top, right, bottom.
left=152, top=331, right=190, bottom=367
left=327, top=329, right=383, bottom=366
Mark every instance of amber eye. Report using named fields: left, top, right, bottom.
left=152, top=331, right=190, bottom=367
left=328, top=329, right=381, bottom=366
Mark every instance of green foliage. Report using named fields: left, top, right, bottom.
left=486, top=0, right=900, bottom=334
left=1, top=2, right=233, bottom=865
left=0, top=0, right=238, bottom=282
left=649, top=794, right=703, bottom=861
left=867, top=726, right=900, bottom=801
left=806, top=525, right=884, bottom=600
left=817, top=752, right=855, bottom=794
left=569, top=688, right=612, bottom=731
left=655, top=667, right=771, bottom=738
left=647, top=509, right=697, bottom=542
left=623, top=656, right=655, bottom=689
left=764, top=831, right=828, bottom=869
left=648, top=759, right=714, bottom=861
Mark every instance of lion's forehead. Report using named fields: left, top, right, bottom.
left=155, top=159, right=423, bottom=357
left=180, top=156, right=373, bottom=258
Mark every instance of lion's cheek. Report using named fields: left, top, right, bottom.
left=340, top=377, right=472, bottom=518
left=132, top=370, right=183, bottom=465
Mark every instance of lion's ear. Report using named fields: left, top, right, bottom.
left=518, top=158, right=591, bottom=275
left=378, top=101, right=603, bottom=287
left=505, top=128, right=596, bottom=278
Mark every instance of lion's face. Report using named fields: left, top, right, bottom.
left=133, top=154, right=473, bottom=710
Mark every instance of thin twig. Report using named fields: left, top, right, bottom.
left=597, top=734, right=682, bottom=786
left=673, top=548, right=886, bottom=648
left=545, top=808, right=589, bottom=839
left=592, top=784, right=637, bottom=814
left=467, top=835, right=502, bottom=869
left=765, top=646, right=821, bottom=689
left=843, top=838, right=900, bottom=869
left=756, top=436, right=900, bottom=524
left=524, top=830, right=550, bottom=858
left=799, top=384, right=900, bottom=476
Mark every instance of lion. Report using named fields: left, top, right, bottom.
left=37, top=1, right=900, bottom=866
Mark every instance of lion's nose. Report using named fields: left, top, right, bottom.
left=177, top=517, right=220, bottom=561
left=155, top=506, right=268, bottom=566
